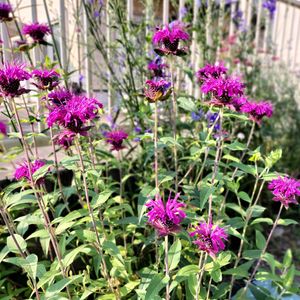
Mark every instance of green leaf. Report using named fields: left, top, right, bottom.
left=230, top=162, right=256, bottom=175
left=249, top=205, right=265, bottom=218
left=177, top=97, right=197, bottom=112
left=283, top=265, right=295, bottom=288
left=226, top=203, right=246, bottom=218
left=7, top=234, right=27, bottom=254
left=226, top=141, right=246, bottom=151
left=91, top=190, right=113, bottom=209
left=62, top=245, right=92, bottom=268
left=238, top=191, right=251, bottom=203
left=23, top=254, right=38, bottom=280
left=251, top=218, right=273, bottom=226
left=255, top=230, right=266, bottom=250
left=223, top=154, right=240, bottom=163
left=211, top=269, right=222, bottom=282
left=0, top=246, right=9, bottom=263
left=223, top=260, right=253, bottom=277
left=145, top=274, right=169, bottom=300
left=278, top=218, right=298, bottom=226
left=168, top=239, right=181, bottom=271
left=32, top=163, right=52, bottom=182
left=283, top=249, right=292, bottom=268
left=45, top=275, right=81, bottom=297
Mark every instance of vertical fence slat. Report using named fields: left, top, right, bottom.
left=59, top=0, right=67, bottom=71
left=179, top=0, right=185, bottom=21
left=229, top=2, right=237, bottom=37
left=216, top=0, right=225, bottom=61
left=84, top=1, right=92, bottom=97
left=127, top=0, right=133, bottom=23
left=254, top=0, right=262, bottom=54
left=189, top=0, right=199, bottom=96
left=1, top=22, right=11, bottom=62
left=106, top=0, right=112, bottom=115
left=163, top=0, right=169, bottom=24
left=293, top=10, right=300, bottom=68
left=288, top=6, right=296, bottom=66
left=280, top=3, right=289, bottom=59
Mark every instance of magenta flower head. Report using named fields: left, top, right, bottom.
left=153, top=20, right=190, bottom=56
left=104, top=130, right=128, bottom=151
left=47, top=95, right=103, bottom=134
left=240, top=101, right=273, bottom=124
left=0, top=3, right=13, bottom=22
left=0, top=62, right=31, bottom=97
left=201, top=76, right=244, bottom=107
left=144, top=79, right=171, bottom=103
left=148, top=56, right=168, bottom=78
left=22, top=22, right=51, bottom=44
left=32, top=69, right=60, bottom=91
left=47, top=88, right=72, bottom=106
left=146, top=193, right=186, bottom=237
left=268, top=176, right=300, bottom=209
left=54, top=130, right=76, bottom=149
left=196, top=63, right=228, bottom=83
left=14, top=159, right=47, bottom=184
left=189, top=221, right=228, bottom=258
left=0, top=121, right=7, bottom=136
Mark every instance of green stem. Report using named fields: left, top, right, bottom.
left=165, top=235, right=170, bottom=300
left=241, top=203, right=284, bottom=298
left=154, top=101, right=159, bottom=196
left=170, top=59, right=178, bottom=192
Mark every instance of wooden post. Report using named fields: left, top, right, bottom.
left=254, top=0, right=263, bottom=54
left=293, top=11, right=300, bottom=68
left=59, top=0, right=67, bottom=71
left=163, top=0, right=169, bottom=24
left=106, top=0, right=112, bottom=115
left=84, top=0, right=92, bottom=97
left=127, top=0, right=133, bottom=23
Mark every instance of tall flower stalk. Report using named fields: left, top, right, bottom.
left=170, top=58, right=178, bottom=192
left=241, top=203, right=284, bottom=297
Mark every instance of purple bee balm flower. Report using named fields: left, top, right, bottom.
left=54, top=130, right=76, bottom=149
left=144, top=79, right=171, bottom=103
left=268, top=176, right=300, bottom=209
left=231, top=96, right=248, bottom=112
left=148, top=56, right=168, bottom=78
left=240, top=101, right=273, bottom=124
left=47, top=88, right=72, bottom=106
left=14, top=159, right=47, bottom=184
left=104, top=130, right=128, bottom=151
left=0, top=62, right=31, bottom=97
left=32, top=69, right=60, bottom=91
left=196, top=63, right=228, bottom=83
left=22, top=22, right=51, bottom=44
left=0, top=121, right=7, bottom=136
left=201, top=76, right=244, bottom=107
left=153, top=21, right=190, bottom=56
left=146, top=193, right=186, bottom=237
left=47, top=95, right=103, bottom=133
left=263, top=0, right=276, bottom=19
left=189, top=221, right=228, bottom=258
left=0, top=3, right=13, bottom=22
